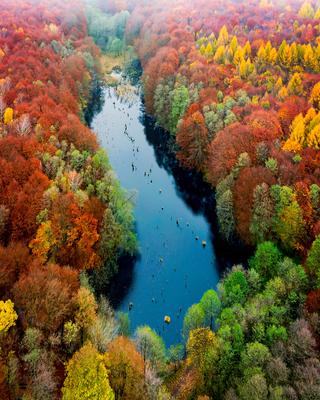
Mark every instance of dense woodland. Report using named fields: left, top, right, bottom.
left=1, top=0, right=320, bottom=399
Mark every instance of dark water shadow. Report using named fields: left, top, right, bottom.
left=84, top=75, right=105, bottom=127
left=142, top=113, right=251, bottom=275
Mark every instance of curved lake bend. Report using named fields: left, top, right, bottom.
left=92, top=79, right=241, bottom=345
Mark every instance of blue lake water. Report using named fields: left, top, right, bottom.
left=92, top=80, right=235, bottom=345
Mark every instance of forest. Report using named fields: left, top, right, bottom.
left=1, top=0, right=320, bottom=399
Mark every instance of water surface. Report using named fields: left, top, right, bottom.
left=92, top=79, right=232, bottom=345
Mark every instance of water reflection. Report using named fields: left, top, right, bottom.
left=91, top=79, right=248, bottom=345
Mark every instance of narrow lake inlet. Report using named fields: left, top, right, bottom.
left=92, top=77, right=222, bottom=345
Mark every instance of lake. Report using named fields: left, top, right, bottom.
left=91, top=77, right=241, bottom=345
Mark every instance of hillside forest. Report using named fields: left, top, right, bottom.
left=1, top=0, right=320, bottom=399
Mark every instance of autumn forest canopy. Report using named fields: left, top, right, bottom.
left=1, top=0, right=320, bottom=399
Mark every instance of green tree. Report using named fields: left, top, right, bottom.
left=249, top=242, right=283, bottom=281
left=271, top=185, right=304, bottom=251
left=116, top=312, right=130, bottom=337
left=238, top=374, right=268, bottom=400
left=169, top=85, right=189, bottom=133
left=241, top=342, right=271, bottom=374
left=216, top=189, right=235, bottom=242
left=135, top=325, right=166, bottom=373
left=182, top=304, right=206, bottom=341
left=220, top=268, right=249, bottom=306
left=306, top=236, right=320, bottom=276
left=250, top=183, right=274, bottom=243
left=62, top=342, right=114, bottom=400
left=108, top=38, right=124, bottom=56
left=199, top=289, right=221, bottom=330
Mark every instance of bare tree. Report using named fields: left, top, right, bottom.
left=0, top=95, right=6, bottom=120
left=15, top=114, right=31, bottom=136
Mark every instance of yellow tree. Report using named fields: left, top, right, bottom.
left=291, top=113, right=306, bottom=145
left=269, top=47, right=278, bottom=64
left=310, top=81, right=320, bottom=110
left=274, top=77, right=283, bottom=94
left=287, top=73, right=304, bottom=96
left=277, top=40, right=292, bottom=68
left=299, top=1, right=315, bottom=18
left=278, top=86, right=288, bottom=101
left=187, top=328, right=220, bottom=369
left=230, top=35, right=238, bottom=55
left=290, top=42, right=298, bottom=66
left=239, top=58, right=254, bottom=78
left=303, top=44, right=318, bottom=72
left=239, top=58, right=248, bottom=78
left=304, top=107, right=317, bottom=124
left=233, top=46, right=244, bottom=65
left=217, top=25, right=228, bottom=46
left=199, top=44, right=206, bottom=56
left=62, top=342, right=115, bottom=400
left=3, top=107, right=13, bottom=124
left=29, top=220, right=56, bottom=263
left=213, top=45, right=225, bottom=64
left=257, top=44, right=267, bottom=64
left=106, top=336, right=145, bottom=400
left=74, top=287, right=98, bottom=333
left=243, top=41, right=251, bottom=58
left=205, top=42, right=213, bottom=57
left=0, top=300, right=18, bottom=333
left=282, top=138, right=302, bottom=153
left=283, top=113, right=305, bottom=152
left=307, top=124, right=320, bottom=149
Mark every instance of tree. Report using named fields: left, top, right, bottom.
left=62, top=342, right=115, bottom=400
left=241, top=342, right=271, bottom=373
left=233, top=166, right=275, bottom=244
left=186, top=328, right=219, bottom=369
left=170, top=85, right=190, bottom=133
left=220, top=268, right=249, bottom=306
left=216, top=189, right=235, bottom=242
left=207, top=124, right=256, bottom=186
left=176, top=110, right=209, bottom=171
left=0, top=242, right=30, bottom=294
left=310, top=82, right=320, bottom=110
left=106, top=336, right=145, bottom=400
left=213, top=46, right=226, bottom=64
left=271, top=185, right=305, bottom=251
left=299, top=2, right=315, bottom=18
left=277, top=40, right=292, bottom=69
left=29, top=221, right=56, bottom=264
left=12, top=263, right=78, bottom=332
left=307, top=124, right=320, bottom=149
left=283, top=113, right=305, bottom=151
left=217, top=25, right=228, bottom=46
left=135, top=326, right=166, bottom=373
left=116, top=312, right=130, bottom=337
left=183, top=304, right=206, bottom=340
left=306, top=236, right=320, bottom=276
left=74, top=287, right=98, bottom=332
left=249, top=242, right=283, bottom=281
left=238, top=374, right=268, bottom=400
left=287, top=73, right=303, bottom=96
left=250, top=183, right=274, bottom=243
left=0, top=299, right=17, bottom=333
left=3, top=107, right=13, bottom=124
left=199, top=289, right=221, bottom=330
